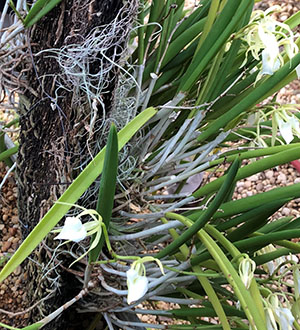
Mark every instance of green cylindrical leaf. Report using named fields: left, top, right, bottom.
left=178, top=0, right=253, bottom=92
left=217, top=199, right=287, bottom=232
left=89, top=124, right=118, bottom=262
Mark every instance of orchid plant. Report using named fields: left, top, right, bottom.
left=1, top=1, right=300, bottom=329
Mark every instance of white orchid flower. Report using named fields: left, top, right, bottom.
left=52, top=205, right=103, bottom=266
left=237, top=6, right=298, bottom=81
left=260, top=48, right=281, bottom=76
left=265, top=293, right=295, bottom=330
left=126, top=257, right=164, bottom=304
left=54, top=217, right=87, bottom=243
left=277, top=116, right=294, bottom=144
left=274, top=111, right=300, bottom=144
left=126, top=267, right=149, bottom=304
left=257, top=26, right=281, bottom=79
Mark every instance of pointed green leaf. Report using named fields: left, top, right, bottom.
left=89, top=124, right=118, bottom=262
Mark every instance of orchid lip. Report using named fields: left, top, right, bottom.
left=54, top=217, right=87, bottom=243
left=126, top=268, right=149, bottom=304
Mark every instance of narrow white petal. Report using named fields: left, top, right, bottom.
left=267, top=261, right=275, bottom=276
left=290, top=115, right=300, bottom=138
left=277, top=118, right=293, bottom=144
left=265, top=308, right=277, bottom=330
left=258, top=27, right=278, bottom=51
left=261, top=49, right=280, bottom=76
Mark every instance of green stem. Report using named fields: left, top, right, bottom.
left=0, top=145, right=18, bottom=163
left=205, top=225, right=265, bottom=323
left=137, top=1, right=145, bottom=66
left=209, top=143, right=300, bottom=168
left=198, top=230, right=266, bottom=329
left=162, top=217, right=231, bottom=330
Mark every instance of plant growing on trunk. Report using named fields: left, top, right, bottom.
left=1, top=0, right=300, bottom=329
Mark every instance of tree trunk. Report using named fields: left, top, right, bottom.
left=16, top=0, right=137, bottom=328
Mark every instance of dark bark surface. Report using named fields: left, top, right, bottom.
left=17, top=0, right=123, bottom=238
left=15, top=0, right=131, bottom=328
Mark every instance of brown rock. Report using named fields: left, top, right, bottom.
left=2, top=241, right=11, bottom=252
left=11, top=216, right=18, bottom=224
left=12, top=237, right=19, bottom=245
left=8, top=227, right=17, bottom=236
left=269, top=177, right=276, bottom=184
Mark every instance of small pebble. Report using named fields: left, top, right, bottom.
left=277, top=173, right=287, bottom=183
left=256, top=183, right=264, bottom=191
left=13, top=266, right=21, bottom=276
left=8, top=227, right=17, bottom=235
left=248, top=174, right=259, bottom=182
left=2, top=241, right=12, bottom=252
left=12, top=237, right=19, bottom=244
left=244, top=181, right=252, bottom=188
left=11, top=216, right=18, bottom=224
left=281, top=207, right=291, bottom=216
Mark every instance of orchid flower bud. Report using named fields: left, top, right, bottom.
left=239, top=255, right=256, bottom=289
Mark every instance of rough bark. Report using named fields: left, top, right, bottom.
left=16, top=0, right=135, bottom=328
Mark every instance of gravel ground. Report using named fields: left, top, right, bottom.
left=207, top=162, right=300, bottom=219
left=0, top=0, right=299, bottom=328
